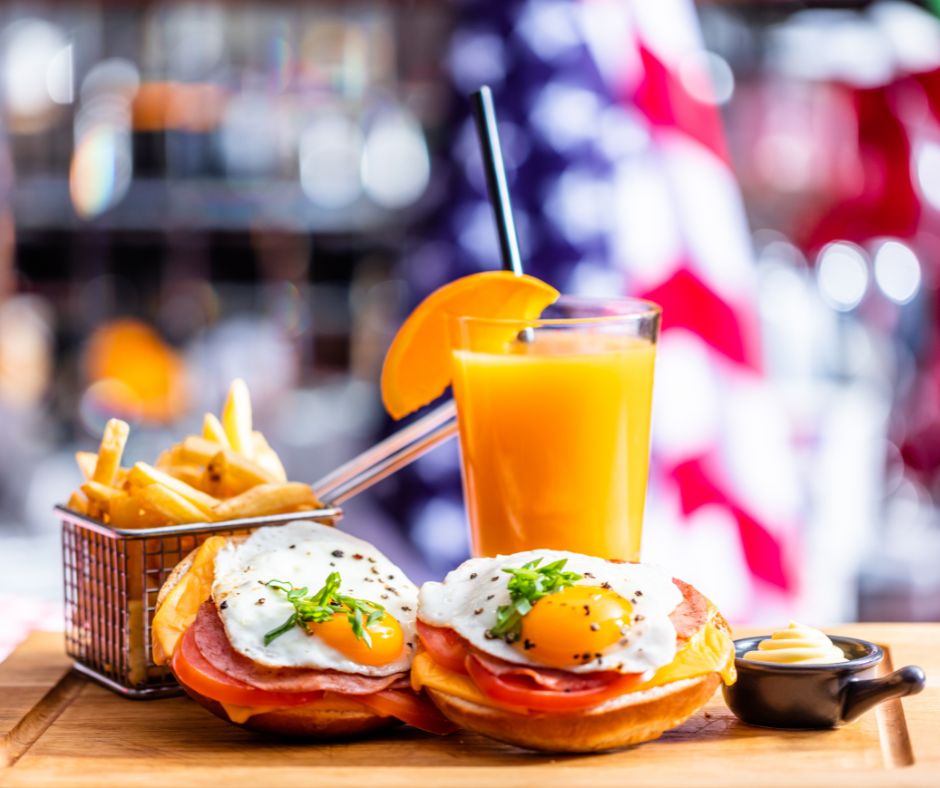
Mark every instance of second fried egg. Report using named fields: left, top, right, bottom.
left=417, top=551, right=682, bottom=675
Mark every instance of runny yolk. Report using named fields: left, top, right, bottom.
left=307, top=612, right=404, bottom=666
left=517, top=585, right=634, bottom=668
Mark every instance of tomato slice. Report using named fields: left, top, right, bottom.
left=173, top=624, right=324, bottom=708
left=416, top=620, right=468, bottom=674
left=175, top=625, right=454, bottom=733
left=464, top=654, right=644, bottom=713
left=353, top=690, right=459, bottom=735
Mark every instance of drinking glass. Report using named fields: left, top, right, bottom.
left=447, top=296, right=661, bottom=560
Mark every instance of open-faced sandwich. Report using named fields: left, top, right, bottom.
left=152, top=521, right=455, bottom=737
left=412, top=550, right=736, bottom=752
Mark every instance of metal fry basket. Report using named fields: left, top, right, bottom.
left=58, top=504, right=342, bottom=699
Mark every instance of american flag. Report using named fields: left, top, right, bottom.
left=394, top=0, right=800, bottom=624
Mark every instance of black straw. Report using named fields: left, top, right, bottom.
left=470, top=86, right=524, bottom=275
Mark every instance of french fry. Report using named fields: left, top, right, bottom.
left=206, top=448, right=277, bottom=496
left=140, top=484, right=208, bottom=524
left=128, top=462, right=219, bottom=515
left=222, top=378, right=253, bottom=457
left=68, top=380, right=300, bottom=531
left=179, top=435, right=226, bottom=465
left=162, top=464, right=210, bottom=491
left=154, top=445, right=183, bottom=471
left=109, top=493, right=163, bottom=529
left=93, top=418, right=130, bottom=486
left=67, top=489, right=90, bottom=516
left=211, top=482, right=320, bottom=521
left=251, top=431, right=287, bottom=482
left=75, top=451, right=99, bottom=480
left=202, top=413, right=230, bottom=448
left=81, top=480, right=126, bottom=506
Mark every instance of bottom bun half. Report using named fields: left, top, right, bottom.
left=425, top=672, right=720, bottom=753
left=176, top=676, right=400, bottom=739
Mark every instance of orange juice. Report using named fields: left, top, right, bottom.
left=450, top=327, right=657, bottom=560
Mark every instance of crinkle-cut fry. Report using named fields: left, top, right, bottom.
left=75, top=451, right=99, bottom=480
left=128, top=462, right=219, bottom=515
left=211, top=482, right=320, bottom=521
left=251, top=431, right=287, bottom=482
left=206, top=448, right=277, bottom=496
left=93, top=418, right=130, bottom=486
left=140, top=484, right=207, bottom=524
left=81, top=480, right=126, bottom=505
left=222, top=378, right=253, bottom=457
left=179, top=435, right=226, bottom=465
left=202, top=413, right=230, bottom=448
left=67, top=489, right=90, bottom=516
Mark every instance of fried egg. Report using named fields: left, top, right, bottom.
left=212, top=521, right=417, bottom=676
left=418, top=551, right=682, bottom=675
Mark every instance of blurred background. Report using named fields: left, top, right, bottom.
left=2, top=0, right=940, bottom=657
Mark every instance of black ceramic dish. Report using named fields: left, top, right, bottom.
left=722, top=635, right=926, bottom=729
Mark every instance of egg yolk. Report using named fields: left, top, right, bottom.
left=307, top=611, right=404, bottom=666
left=517, top=585, right=633, bottom=668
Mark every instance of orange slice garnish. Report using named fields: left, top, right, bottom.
left=381, top=271, right=559, bottom=419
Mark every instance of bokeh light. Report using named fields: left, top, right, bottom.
left=69, top=112, right=133, bottom=218
left=81, top=58, right=140, bottom=103
left=816, top=242, right=869, bottom=311
left=679, top=50, right=735, bottom=105
left=361, top=107, right=430, bottom=209
left=0, top=18, right=69, bottom=128
left=914, top=141, right=940, bottom=211
left=82, top=320, right=189, bottom=425
left=299, top=113, right=363, bottom=209
left=873, top=239, right=921, bottom=305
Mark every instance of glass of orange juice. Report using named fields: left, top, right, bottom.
left=447, top=296, right=661, bottom=561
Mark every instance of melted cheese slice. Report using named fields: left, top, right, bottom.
left=219, top=694, right=372, bottom=724
left=152, top=536, right=226, bottom=665
left=219, top=703, right=279, bottom=724
left=411, top=608, right=736, bottom=713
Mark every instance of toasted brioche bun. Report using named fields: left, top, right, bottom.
left=426, top=673, right=719, bottom=752
left=159, top=535, right=397, bottom=739
left=176, top=677, right=400, bottom=739
left=156, top=549, right=196, bottom=609
left=423, top=611, right=731, bottom=752
left=156, top=533, right=249, bottom=609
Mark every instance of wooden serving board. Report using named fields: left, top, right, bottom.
left=1, top=624, right=936, bottom=787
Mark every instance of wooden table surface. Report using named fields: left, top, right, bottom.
left=0, top=624, right=936, bottom=787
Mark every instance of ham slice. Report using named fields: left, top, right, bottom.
left=670, top=578, right=709, bottom=643
left=466, top=651, right=627, bottom=690
left=191, top=602, right=406, bottom=694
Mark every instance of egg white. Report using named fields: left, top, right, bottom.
left=418, top=551, right=682, bottom=675
left=212, top=521, right=417, bottom=676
